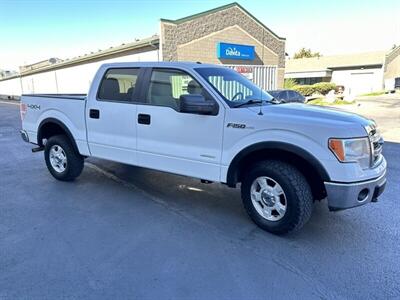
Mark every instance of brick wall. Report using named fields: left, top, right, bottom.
left=160, top=5, right=285, bottom=69
left=176, top=26, right=279, bottom=66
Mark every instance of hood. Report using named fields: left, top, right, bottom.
left=242, top=103, right=375, bottom=140
left=247, top=103, right=373, bottom=128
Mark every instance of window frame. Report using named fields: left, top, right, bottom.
left=140, top=67, right=219, bottom=114
left=96, top=67, right=145, bottom=103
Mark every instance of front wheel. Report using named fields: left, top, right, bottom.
left=241, top=160, right=313, bottom=234
left=44, top=135, right=84, bottom=181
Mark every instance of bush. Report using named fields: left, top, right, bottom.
left=284, top=78, right=297, bottom=89
left=293, top=85, right=315, bottom=96
left=292, top=82, right=336, bottom=96
left=312, top=82, right=336, bottom=95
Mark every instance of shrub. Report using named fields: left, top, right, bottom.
left=292, top=82, right=336, bottom=96
left=284, top=78, right=298, bottom=89
left=312, top=82, right=336, bottom=95
left=293, top=85, right=315, bottom=96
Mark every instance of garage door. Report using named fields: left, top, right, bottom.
left=349, top=72, right=375, bottom=96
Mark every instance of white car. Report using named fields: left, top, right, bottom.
left=20, top=62, right=387, bottom=234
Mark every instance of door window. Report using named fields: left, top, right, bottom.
left=98, top=68, right=140, bottom=101
left=146, top=69, right=213, bottom=110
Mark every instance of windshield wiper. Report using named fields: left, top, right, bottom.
left=234, top=98, right=285, bottom=108
left=234, top=99, right=263, bottom=108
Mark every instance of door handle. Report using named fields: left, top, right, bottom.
left=89, top=109, right=100, bottom=119
left=138, top=113, right=150, bottom=125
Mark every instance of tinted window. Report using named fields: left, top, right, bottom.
left=289, top=91, right=305, bottom=102
left=281, top=91, right=290, bottom=101
left=267, top=90, right=280, bottom=98
left=98, top=68, right=139, bottom=101
left=147, top=69, right=212, bottom=110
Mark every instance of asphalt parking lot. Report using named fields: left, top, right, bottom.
left=342, top=94, right=400, bottom=143
left=1, top=101, right=399, bottom=299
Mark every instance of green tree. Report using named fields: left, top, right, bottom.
left=293, top=48, right=321, bottom=59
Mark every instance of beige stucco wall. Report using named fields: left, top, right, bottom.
left=160, top=4, right=286, bottom=88
left=177, top=25, right=279, bottom=66
left=161, top=5, right=286, bottom=67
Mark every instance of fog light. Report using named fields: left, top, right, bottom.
left=358, top=188, right=369, bottom=202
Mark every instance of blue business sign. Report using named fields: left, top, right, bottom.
left=217, top=42, right=255, bottom=60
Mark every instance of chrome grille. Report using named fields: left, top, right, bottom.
left=367, top=124, right=383, bottom=167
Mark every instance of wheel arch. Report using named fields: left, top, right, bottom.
left=37, top=118, right=79, bottom=153
left=226, top=142, right=330, bottom=200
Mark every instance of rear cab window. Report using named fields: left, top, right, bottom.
left=98, top=68, right=140, bottom=102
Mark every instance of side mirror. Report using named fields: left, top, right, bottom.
left=179, top=94, right=218, bottom=115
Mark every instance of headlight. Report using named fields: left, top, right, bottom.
left=328, top=137, right=371, bottom=169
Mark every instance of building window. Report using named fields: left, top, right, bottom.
left=395, top=77, right=400, bottom=89
left=296, top=77, right=323, bottom=85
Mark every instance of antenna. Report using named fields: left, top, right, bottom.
left=258, top=29, right=265, bottom=116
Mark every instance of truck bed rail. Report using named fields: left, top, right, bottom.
left=22, top=94, right=86, bottom=100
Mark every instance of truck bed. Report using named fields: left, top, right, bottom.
left=21, top=94, right=88, bottom=155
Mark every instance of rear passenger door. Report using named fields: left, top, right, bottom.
left=135, top=68, right=225, bottom=181
left=86, top=68, right=143, bottom=165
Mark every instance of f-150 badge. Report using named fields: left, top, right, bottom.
left=227, top=123, right=246, bottom=129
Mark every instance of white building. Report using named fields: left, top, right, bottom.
left=285, top=51, right=388, bottom=96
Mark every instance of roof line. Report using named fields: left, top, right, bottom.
left=286, top=63, right=384, bottom=73
left=160, top=2, right=237, bottom=24
left=19, top=36, right=160, bottom=77
left=160, top=2, right=285, bottom=40
left=0, top=36, right=160, bottom=81
left=386, top=44, right=400, bottom=57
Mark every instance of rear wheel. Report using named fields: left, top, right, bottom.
left=241, top=160, right=313, bottom=234
left=44, top=135, right=84, bottom=181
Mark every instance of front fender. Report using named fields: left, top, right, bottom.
left=221, top=129, right=333, bottom=183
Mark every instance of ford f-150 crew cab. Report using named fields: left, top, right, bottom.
left=20, top=62, right=387, bottom=234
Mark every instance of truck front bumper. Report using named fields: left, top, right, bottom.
left=324, top=170, right=386, bottom=211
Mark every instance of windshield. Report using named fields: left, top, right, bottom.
left=195, top=67, right=273, bottom=107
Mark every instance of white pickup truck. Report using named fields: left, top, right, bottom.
left=20, top=62, right=387, bottom=234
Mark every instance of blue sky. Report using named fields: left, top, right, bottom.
left=1, top=0, right=399, bottom=70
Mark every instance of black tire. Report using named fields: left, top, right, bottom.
left=44, top=135, right=84, bottom=181
left=241, top=160, right=313, bottom=234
